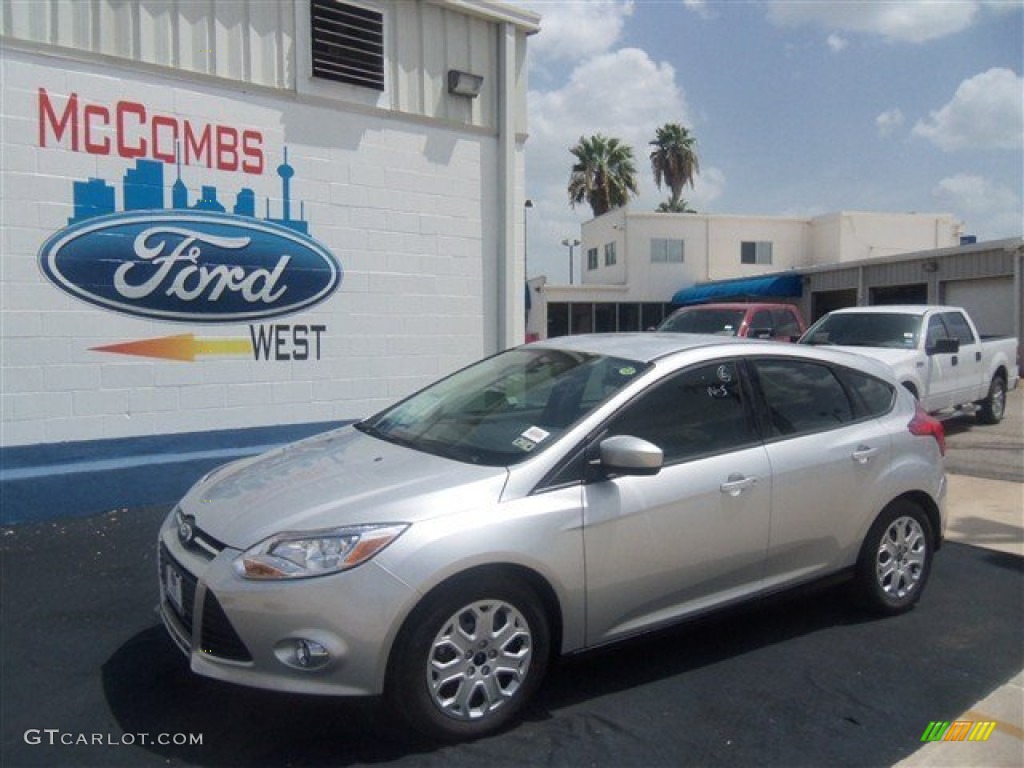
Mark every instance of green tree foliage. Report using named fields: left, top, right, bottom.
left=650, top=123, right=699, bottom=213
left=568, top=134, right=639, bottom=217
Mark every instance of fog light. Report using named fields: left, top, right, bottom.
left=295, top=639, right=330, bottom=669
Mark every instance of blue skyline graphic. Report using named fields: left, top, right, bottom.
left=69, top=148, right=309, bottom=235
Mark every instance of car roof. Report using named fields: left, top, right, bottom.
left=827, top=305, right=954, bottom=316
left=526, top=332, right=898, bottom=381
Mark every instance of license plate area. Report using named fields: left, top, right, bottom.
left=164, top=563, right=185, bottom=615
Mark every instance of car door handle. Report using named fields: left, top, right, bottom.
left=852, top=446, right=878, bottom=465
left=720, top=474, right=757, bottom=496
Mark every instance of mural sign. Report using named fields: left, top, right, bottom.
left=35, top=88, right=340, bottom=362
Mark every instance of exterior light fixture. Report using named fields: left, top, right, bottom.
left=448, top=70, right=484, bottom=98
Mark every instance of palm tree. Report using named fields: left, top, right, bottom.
left=650, top=123, right=699, bottom=213
left=568, top=134, right=639, bottom=217
left=657, top=198, right=696, bottom=213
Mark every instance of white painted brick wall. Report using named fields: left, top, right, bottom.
left=1, top=50, right=503, bottom=448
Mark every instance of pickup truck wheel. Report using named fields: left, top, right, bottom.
left=976, top=375, right=1006, bottom=424
left=853, top=500, right=933, bottom=615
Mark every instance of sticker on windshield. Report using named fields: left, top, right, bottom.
left=618, top=366, right=637, bottom=376
left=513, top=437, right=536, bottom=452
left=716, top=365, right=732, bottom=383
left=521, top=426, right=550, bottom=443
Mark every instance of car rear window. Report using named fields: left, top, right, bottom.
left=835, top=367, right=896, bottom=418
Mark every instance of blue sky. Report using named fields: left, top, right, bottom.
left=520, top=0, right=1023, bottom=283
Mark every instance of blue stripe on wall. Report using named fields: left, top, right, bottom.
left=1, top=421, right=347, bottom=525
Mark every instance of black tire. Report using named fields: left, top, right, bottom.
left=976, top=375, right=1007, bottom=425
left=853, top=500, right=934, bottom=615
left=385, top=576, right=550, bottom=742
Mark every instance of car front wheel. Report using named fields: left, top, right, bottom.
left=386, top=577, right=550, bottom=742
left=854, top=501, right=934, bottom=615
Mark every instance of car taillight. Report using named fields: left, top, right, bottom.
left=908, top=401, right=946, bottom=456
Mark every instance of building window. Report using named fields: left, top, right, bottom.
left=311, top=0, right=385, bottom=91
left=741, top=241, right=772, bottom=265
left=651, top=238, right=684, bottom=263
left=587, top=248, right=599, bottom=270
left=604, top=242, right=617, bottom=266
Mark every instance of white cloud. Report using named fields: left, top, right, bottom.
left=682, top=0, right=712, bottom=20
left=826, top=33, right=848, bottom=52
left=933, top=174, right=1022, bottom=238
left=876, top=108, right=905, bottom=137
left=526, top=47, right=724, bottom=280
left=767, top=0, right=980, bottom=43
left=912, top=68, right=1024, bottom=151
left=523, top=1, right=634, bottom=64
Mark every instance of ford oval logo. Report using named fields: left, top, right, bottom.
left=38, top=211, right=341, bottom=323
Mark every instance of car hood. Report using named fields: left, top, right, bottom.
left=180, top=425, right=509, bottom=549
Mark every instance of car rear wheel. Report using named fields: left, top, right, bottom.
left=386, top=577, right=549, bottom=742
left=854, top=500, right=934, bottom=615
left=976, top=375, right=1006, bottom=424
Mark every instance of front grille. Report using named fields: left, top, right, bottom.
left=159, top=542, right=252, bottom=663
left=200, top=592, right=253, bottom=662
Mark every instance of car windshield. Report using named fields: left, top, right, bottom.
left=659, top=308, right=746, bottom=336
left=801, top=313, right=921, bottom=349
left=357, top=347, right=651, bottom=466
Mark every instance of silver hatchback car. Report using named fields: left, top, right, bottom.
left=158, top=334, right=947, bottom=741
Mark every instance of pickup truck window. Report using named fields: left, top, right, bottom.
left=659, top=308, right=747, bottom=335
left=772, top=309, right=803, bottom=339
left=802, top=313, right=920, bottom=349
left=940, top=311, right=977, bottom=345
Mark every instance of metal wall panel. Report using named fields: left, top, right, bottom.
left=2, top=0, right=293, bottom=89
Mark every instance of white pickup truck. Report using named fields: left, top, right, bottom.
left=800, top=305, right=1019, bottom=423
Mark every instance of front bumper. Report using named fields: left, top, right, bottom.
left=156, top=513, right=416, bottom=696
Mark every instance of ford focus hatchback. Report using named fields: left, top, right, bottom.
left=158, top=334, right=946, bottom=741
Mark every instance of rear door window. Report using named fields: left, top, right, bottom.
left=752, top=359, right=854, bottom=437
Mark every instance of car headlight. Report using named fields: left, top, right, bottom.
left=234, top=524, right=408, bottom=580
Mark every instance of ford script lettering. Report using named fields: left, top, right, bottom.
left=39, top=212, right=340, bottom=323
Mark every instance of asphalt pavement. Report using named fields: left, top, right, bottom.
left=1, top=390, right=1021, bottom=768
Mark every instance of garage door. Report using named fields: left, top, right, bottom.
left=944, top=277, right=1015, bottom=337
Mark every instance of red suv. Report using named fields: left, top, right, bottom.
left=658, top=302, right=807, bottom=342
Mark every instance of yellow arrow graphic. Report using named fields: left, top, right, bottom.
left=91, top=334, right=253, bottom=362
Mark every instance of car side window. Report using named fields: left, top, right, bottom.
left=753, top=359, right=854, bottom=436
left=604, top=361, right=757, bottom=463
left=941, top=312, right=976, bottom=345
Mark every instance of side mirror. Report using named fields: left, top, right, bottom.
left=927, top=337, right=960, bottom=356
left=597, top=435, right=663, bottom=476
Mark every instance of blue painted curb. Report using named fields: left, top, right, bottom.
left=1, top=421, right=347, bottom=525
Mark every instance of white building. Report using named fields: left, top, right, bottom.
left=0, top=0, right=539, bottom=449
left=530, top=208, right=963, bottom=337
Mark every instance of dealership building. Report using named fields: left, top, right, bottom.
left=1, top=0, right=539, bottom=465
left=529, top=208, right=1022, bottom=354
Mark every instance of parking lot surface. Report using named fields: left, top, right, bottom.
left=1, top=390, right=1021, bottom=767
